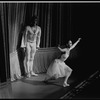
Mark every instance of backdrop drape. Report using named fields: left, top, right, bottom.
left=0, top=3, right=10, bottom=84
left=0, top=3, right=71, bottom=83
left=1, top=3, right=71, bottom=53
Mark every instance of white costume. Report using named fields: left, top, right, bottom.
left=47, top=48, right=72, bottom=79
left=21, top=26, right=41, bottom=48
left=21, top=25, right=41, bottom=76
left=46, top=38, right=81, bottom=87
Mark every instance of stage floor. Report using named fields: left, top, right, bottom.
left=0, top=71, right=100, bottom=99
left=0, top=72, right=80, bottom=99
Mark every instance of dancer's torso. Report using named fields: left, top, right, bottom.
left=27, top=26, right=40, bottom=43
left=61, top=49, right=70, bottom=61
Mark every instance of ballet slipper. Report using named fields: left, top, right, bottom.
left=11, top=78, right=16, bottom=82
left=63, top=82, right=70, bottom=87
left=27, top=73, right=31, bottom=78
left=31, top=72, right=38, bottom=76
left=17, top=75, right=23, bottom=79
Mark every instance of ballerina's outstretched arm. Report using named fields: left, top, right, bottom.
left=69, top=38, right=81, bottom=51
left=58, top=46, right=67, bottom=52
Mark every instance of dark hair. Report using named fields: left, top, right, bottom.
left=65, top=40, right=72, bottom=48
left=31, top=15, right=38, bottom=21
left=29, top=15, right=38, bottom=26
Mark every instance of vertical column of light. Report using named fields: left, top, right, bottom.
left=59, top=3, right=62, bottom=45
left=46, top=3, right=51, bottom=47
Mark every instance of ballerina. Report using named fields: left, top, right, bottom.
left=44, top=38, right=81, bottom=87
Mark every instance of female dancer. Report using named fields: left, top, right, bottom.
left=44, top=38, right=81, bottom=87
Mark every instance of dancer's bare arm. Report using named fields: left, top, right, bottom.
left=58, top=46, right=67, bottom=52
left=69, top=38, right=81, bottom=51
left=36, top=27, right=41, bottom=48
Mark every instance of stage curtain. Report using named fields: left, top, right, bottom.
left=24, top=3, right=63, bottom=47
left=0, top=3, right=27, bottom=82
left=0, top=3, right=71, bottom=53
left=10, top=51, right=21, bottom=81
left=0, top=3, right=71, bottom=82
left=7, top=3, right=26, bottom=53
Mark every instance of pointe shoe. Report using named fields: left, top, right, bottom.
left=11, top=78, right=16, bottom=82
left=31, top=72, right=38, bottom=76
left=27, top=74, right=31, bottom=78
left=63, top=82, right=70, bottom=87
left=17, top=75, right=23, bottom=79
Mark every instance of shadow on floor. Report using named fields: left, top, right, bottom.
left=20, top=75, right=77, bottom=87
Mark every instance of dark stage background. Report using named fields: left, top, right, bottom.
left=69, top=3, right=100, bottom=79
left=0, top=3, right=100, bottom=91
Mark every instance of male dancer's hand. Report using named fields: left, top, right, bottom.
left=23, top=47, right=26, bottom=52
left=36, top=47, right=40, bottom=50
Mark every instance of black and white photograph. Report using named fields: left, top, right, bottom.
left=0, top=1, right=100, bottom=99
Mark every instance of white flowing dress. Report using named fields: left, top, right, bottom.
left=47, top=49, right=72, bottom=78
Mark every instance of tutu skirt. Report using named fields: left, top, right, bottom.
left=47, top=59, right=72, bottom=79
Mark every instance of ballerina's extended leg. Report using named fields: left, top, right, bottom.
left=63, top=69, right=72, bottom=87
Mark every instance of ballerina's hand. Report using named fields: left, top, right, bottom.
left=78, top=38, right=81, bottom=41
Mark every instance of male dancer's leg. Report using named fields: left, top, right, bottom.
left=26, top=43, right=31, bottom=77
left=63, top=68, right=72, bottom=87
left=30, top=45, right=38, bottom=76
